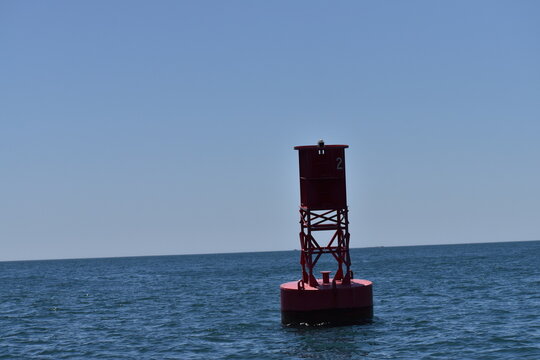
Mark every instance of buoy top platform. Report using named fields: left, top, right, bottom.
left=280, top=140, right=373, bottom=326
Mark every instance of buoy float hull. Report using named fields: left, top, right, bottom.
left=280, top=279, right=373, bottom=326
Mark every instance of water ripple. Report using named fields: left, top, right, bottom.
left=1, top=241, right=539, bottom=359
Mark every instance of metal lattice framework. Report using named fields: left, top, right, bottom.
left=299, top=206, right=353, bottom=287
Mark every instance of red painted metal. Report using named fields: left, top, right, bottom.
left=295, top=145, right=348, bottom=210
left=294, top=143, right=351, bottom=287
left=280, top=279, right=373, bottom=310
left=280, top=141, right=373, bottom=326
left=280, top=279, right=373, bottom=325
left=321, top=271, right=331, bottom=284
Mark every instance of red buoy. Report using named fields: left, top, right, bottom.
left=280, top=141, right=373, bottom=326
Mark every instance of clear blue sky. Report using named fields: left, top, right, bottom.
left=1, top=1, right=539, bottom=261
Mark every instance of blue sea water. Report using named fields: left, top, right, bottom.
left=1, top=241, right=539, bottom=359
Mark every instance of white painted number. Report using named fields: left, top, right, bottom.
left=336, top=157, right=343, bottom=170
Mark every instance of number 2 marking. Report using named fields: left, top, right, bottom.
left=336, top=157, right=343, bottom=170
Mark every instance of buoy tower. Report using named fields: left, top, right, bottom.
left=280, top=140, right=373, bottom=326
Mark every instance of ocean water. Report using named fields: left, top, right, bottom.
left=1, top=241, right=539, bottom=359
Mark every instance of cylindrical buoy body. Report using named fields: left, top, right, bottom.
left=280, top=279, right=373, bottom=326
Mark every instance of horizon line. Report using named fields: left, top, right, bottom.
left=1, top=239, right=538, bottom=263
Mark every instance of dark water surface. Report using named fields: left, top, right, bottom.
left=1, top=241, right=539, bottom=359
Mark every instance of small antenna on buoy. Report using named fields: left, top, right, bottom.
left=318, top=139, right=325, bottom=154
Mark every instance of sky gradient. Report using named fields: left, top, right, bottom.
left=1, top=1, right=539, bottom=261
